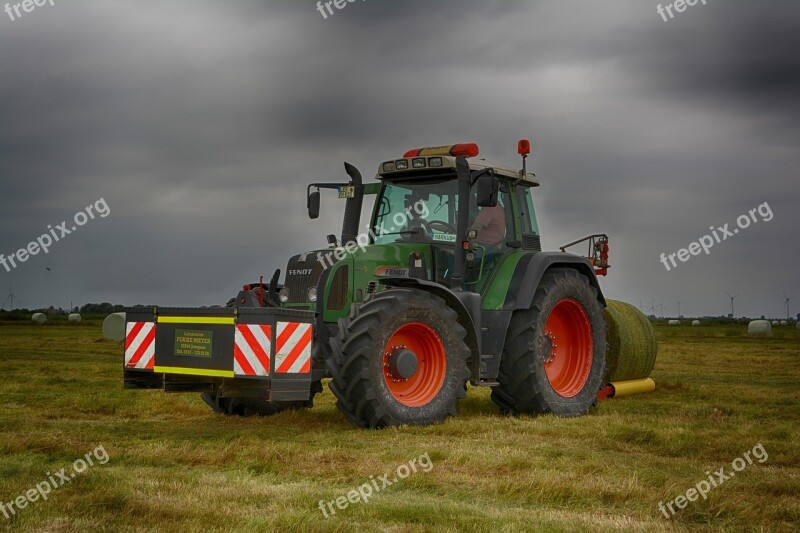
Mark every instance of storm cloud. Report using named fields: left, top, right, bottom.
left=1, top=0, right=798, bottom=318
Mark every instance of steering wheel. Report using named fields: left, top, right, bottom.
left=424, top=220, right=458, bottom=235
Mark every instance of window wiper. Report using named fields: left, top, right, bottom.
left=433, top=197, right=448, bottom=215
left=380, top=229, right=423, bottom=237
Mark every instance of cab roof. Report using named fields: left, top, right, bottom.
left=377, top=155, right=540, bottom=187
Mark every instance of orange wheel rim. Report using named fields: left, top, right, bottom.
left=543, top=299, right=593, bottom=398
left=383, top=322, right=447, bottom=407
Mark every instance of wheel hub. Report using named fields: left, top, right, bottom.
left=382, top=322, right=447, bottom=407
left=542, top=331, right=558, bottom=364
left=384, top=345, right=419, bottom=381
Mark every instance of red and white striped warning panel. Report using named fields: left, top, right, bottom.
left=125, top=322, right=155, bottom=370
left=275, top=322, right=312, bottom=373
left=234, top=324, right=271, bottom=377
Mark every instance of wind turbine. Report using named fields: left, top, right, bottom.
left=676, top=299, right=685, bottom=318
left=2, top=285, right=15, bottom=311
left=656, top=297, right=664, bottom=318
left=784, top=292, right=796, bottom=320
left=725, top=291, right=739, bottom=318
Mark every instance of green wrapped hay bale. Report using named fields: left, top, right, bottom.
left=603, top=300, right=658, bottom=382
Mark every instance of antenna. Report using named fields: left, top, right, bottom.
left=725, top=291, right=740, bottom=318
left=784, top=292, right=796, bottom=320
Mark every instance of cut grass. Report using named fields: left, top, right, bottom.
left=0, top=322, right=798, bottom=531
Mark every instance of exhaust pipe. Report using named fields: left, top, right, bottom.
left=341, top=162, right=364, bottom=246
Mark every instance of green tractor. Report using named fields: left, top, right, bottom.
left=124, top=141, right=654, bottom=428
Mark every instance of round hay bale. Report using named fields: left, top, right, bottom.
left=748, top=320, right=772, bottom=338
left=668, top=320, right=681, bottom=326
left=796, top=322, right=800, bottom=330
left=771, top=320, right=779, bottom=326
left=780, top=320, right=787, bottom=326
left=604, top=300, right=658, bottom=382
left=102, top=312, right=126, bottom=341
left=692, top=320, right=701, bottom=326
left=68, top=313, right=82, bottom=323
left=31, top=313, right=47, bottom=324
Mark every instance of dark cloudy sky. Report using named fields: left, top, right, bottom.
left=1, top=0, right=798, bottom=318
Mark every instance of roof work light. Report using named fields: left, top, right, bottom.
left=403, top=143, right=480, bottom=158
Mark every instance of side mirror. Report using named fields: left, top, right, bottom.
left=476, top=174, right=499, bottom=207
left=308, top=190, right=320, bottom=219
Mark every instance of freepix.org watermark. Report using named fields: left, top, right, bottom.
left=657, top=0, right=709, bottom=22
left=659, top=443, right=768, bottom=518
left=0, top=197, right=110, bottom=273
left=316, top=198, right=429, bottom=269
left=316, top=0, right=366, bottom=20
left=4, top=0, right=55, bottom=22
left=318, top=453, right=433, bottom=518
left=659, top=202, right=773, bottom=272
left=1, top=444, right=109, bottom=520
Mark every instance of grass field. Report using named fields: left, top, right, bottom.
left=0, top=320, right=798, bottom=532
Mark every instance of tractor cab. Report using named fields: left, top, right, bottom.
left=371, top=143, right=541, bottom=292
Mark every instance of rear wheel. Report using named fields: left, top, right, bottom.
left=327, top=289, right=470, bottom=428
left=491, top=268, right=606, bottom=417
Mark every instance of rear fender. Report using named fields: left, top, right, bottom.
left=505, top=252, right=606, bottom=311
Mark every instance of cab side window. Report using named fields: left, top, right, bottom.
left=515, top=186, right=541, bottom=250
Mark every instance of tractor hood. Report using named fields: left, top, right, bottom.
left=282, top=250, right=330, bottom=306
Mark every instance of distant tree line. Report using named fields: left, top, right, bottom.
left=79, top=303, right=126, bottom=314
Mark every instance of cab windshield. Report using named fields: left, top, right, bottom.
left=372, top=179, right=459, bottom=245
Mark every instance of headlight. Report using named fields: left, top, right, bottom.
left=395, top=159, right=409, bottom=170
left=279, top=287, right=290, bottom=303
left=307, top=287, right=317, bottom=303
left=428, top=157, right=443, bottom=167
left=382, top=161, right=396, bottom=172
left=412, top=157, right=426, bottom=168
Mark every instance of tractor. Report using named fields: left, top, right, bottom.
left=124, top=141, right=656, bottom=428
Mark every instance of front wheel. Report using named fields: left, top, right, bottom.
left=491, top=268, right=606, bottom=417
left=327, top=289, right=470, bottom=428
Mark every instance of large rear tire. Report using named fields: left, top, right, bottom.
left=327, top=289, right=470, bottom=428
left=491, top=268, right=606, bottom=417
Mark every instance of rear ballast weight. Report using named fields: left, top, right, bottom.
left=124, top=306, right=315, bottom=402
